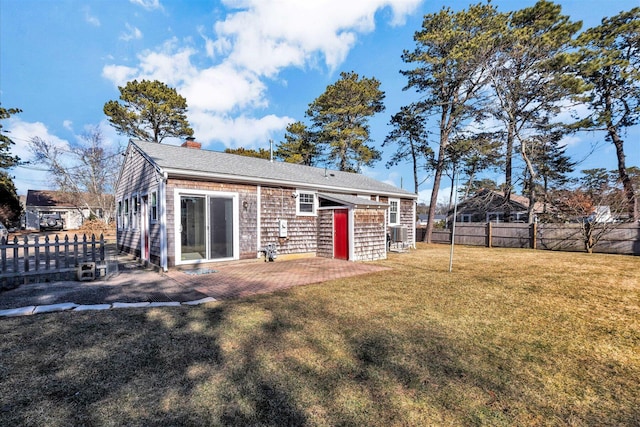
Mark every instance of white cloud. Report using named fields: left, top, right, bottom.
left=63, top=120, right=73, bottom=131
left=213, top=0, right=421, bottom=75
left=189, top=112, right=293, bottom=148
left=120, top=23, right=143, bottom=42
left=130, top=0, right=162, bottom=11
left=83, top=7, right=100, bottom=27
left=102, top=0, right=422, bottom=147
left=182, top=64, right=267, bottom=113
left=102, top=64, right=138, bottom=86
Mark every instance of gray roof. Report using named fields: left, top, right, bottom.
left=131, top=139, right=416, bottom=199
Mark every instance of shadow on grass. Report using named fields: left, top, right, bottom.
left=1, top=272, right=638, bottom=426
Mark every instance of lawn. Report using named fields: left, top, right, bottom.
left=0, top=244, right=638, bottom=426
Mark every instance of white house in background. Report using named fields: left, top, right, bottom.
left=23, top=190, right=105, bottom=231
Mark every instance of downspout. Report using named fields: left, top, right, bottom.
left=256, top=185, right=262, bottom=258
left=160, top=171, right=168, bottom=271
left=412, top=199, right=417, bottom=249
left=348, top=208, right=355, bottom=261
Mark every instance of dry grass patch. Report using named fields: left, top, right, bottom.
left=0, top=244, right=638, bottom=426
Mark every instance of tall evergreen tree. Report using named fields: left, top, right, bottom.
left=489, top=0, right=583, bottom=222
left=104, top=79, right=194, bottom=143
left=275, top=121, right=320, bottom=166
left=306, top=71, right=385, bottom=172
left=0, top=105, right=23, bottom=226
left=401, top=2, right=504, bottom=242
left=383, top=104, right=432, bottom=194
left=573, top=7, right=640, bottom=221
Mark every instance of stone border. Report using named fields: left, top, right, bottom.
left=0, top=297, right=217, bottom=318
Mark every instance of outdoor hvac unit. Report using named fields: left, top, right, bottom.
left=389, top=225, right=408, bottom=242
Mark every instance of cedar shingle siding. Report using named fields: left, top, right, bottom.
left=116, top=139, right=417, bottom=270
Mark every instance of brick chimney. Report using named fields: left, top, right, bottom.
left=181, top=136, right=201, bottom=149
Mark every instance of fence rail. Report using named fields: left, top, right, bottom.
left=0, top=234, right=106, bottom=289
left=419, top=223, right=640, bottom=256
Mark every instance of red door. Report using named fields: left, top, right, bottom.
left=334, top=209, right=349, bottom=260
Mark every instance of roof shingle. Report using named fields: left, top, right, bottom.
left=131, top=139, right=416, bottom=198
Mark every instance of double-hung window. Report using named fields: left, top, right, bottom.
left=297, top=191, right=316, bottom=215
left=389, top=199, right=400, bottom=225
left=150, top=191, right=158, bottom=222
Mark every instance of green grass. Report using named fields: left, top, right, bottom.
left=1, top=244, right=638, bottom=426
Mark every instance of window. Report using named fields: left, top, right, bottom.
left=297, top=192, right=316, bottom=215
left=124, top=199, right=129, bottom=228
left=131, top=196, right=138, bottom=229
left=460, top=214, right=472, bottom=223
left=151, top=191, right=158, bottom=221
left=487, top=212, right=504, bottom=223
left=117, top=201, right=122, bottom=229
left=389, top=199, right=400, bottom=225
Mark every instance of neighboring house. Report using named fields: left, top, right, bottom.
left=416, top=213, right=447, bottom=226
left=451, top=189, right=543, bottom=223
left=24, top=190, right=109, bottom=231
left=116, top=139, right=417, bottom=271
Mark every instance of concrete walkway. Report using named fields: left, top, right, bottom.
left=0, top=257, right=389, bottom=318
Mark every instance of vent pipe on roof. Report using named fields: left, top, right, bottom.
left=269, top=139, right=273, bottom=162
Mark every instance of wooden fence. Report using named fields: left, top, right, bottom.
left=418, top=223, right=640, bottom=255
left=0, top=234, right=106, bottom=289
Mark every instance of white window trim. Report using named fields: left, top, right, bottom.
left=388, top=198, right=400, bottom=226
left=123, top=198, right=130, bottom=229
left=487, top=212, right=504, bottom=223
left=131, top=194, right=139, bottom=229
left=173, top=188, right=240, bottom=265
left=150, top=190, right=158, bottom=223
left=296, top=190, right=317, bottom=216
left=117, top=201, right=123, bottom=230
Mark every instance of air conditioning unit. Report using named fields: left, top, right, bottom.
left=389, top=225, right=407, bottom=242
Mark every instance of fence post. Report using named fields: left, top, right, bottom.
left=54, top=235, right=61, bottom=281
left=100, top=234, right=105, bottom=262
left=44, top=235, right=51, bottom=271
left=35, top=236, right=42, bottom=279
left=531, top=222, right=537, bottom=250
left=12, top=236, right=19, bottom=279
left=73, top=235, right=79, bottom=266
left=23, top=235, right=29, bottom=284
left=487, top=222, right=493, bottom=248
left=90, top=234, right=96, bottom=262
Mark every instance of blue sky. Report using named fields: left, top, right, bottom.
left=2, top=0, right=638, bottom=206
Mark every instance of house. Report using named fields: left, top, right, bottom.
left=451, top=189, right=543, bottom=223
left=115, top=139, right=418, bottom=271
left=416, top=213, right=447, bottom=227
left=23, top=190, right=109, bottom=231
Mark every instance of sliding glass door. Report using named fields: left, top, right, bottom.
left=209, top=197, right=234, bottom=259
left=179, top=193, right=236, bottom=262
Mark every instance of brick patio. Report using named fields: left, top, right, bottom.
left=165, top=257, right=390, bottom=299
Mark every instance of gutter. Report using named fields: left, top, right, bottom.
left=161, top=168, right=417, bottom=200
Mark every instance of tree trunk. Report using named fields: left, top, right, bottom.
left=411, top=141, right=419, bottom=195
left=608, top=124, right=638, bottom=221
left=504, top=122, right=515, bottom=222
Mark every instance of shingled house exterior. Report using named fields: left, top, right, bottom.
left=115, top=139, right=417, bottom=271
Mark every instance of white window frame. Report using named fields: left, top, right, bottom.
left=173, top=188, right=240, bottom=264
left=131, top=194, right=138, bottom=229
left=117, top=201, right=122, bottom=229
left=150, top=191, right=158, bottom=222
left=296, top=190, right=317, bottom=216
left=460, top=214, right=472, bottom=223
left=388, top=198, right=400, bottom=225
left=487, top=212, right=504, bottom=223
left=123, top=198, right=130, bottom=229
